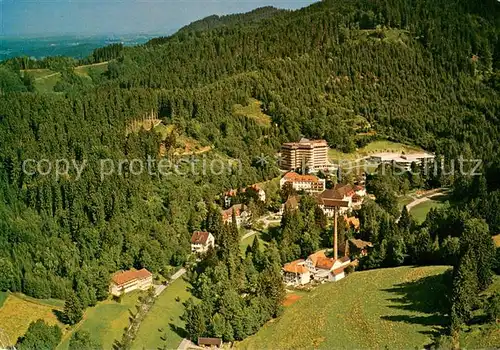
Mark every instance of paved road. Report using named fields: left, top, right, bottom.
left=405, top=189, right=446, bottom=211
left=171, top=267, right=187, bottom=281
left=153, top=267, right=186, bottom=297
left=396, top=188, right=446, bottom=222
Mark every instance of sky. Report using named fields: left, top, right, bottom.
left=0, top=0, right=318, bottom=37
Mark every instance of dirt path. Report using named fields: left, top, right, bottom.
left=34, top=72, right=61, bottom=81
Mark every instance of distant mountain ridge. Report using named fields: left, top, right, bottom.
left=146, top=6, right=284, bottom=46
left=178, top=6, right=284, bottom=33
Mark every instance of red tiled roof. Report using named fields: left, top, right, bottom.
left=221, top=204, right=243, bottom=219
left=283, top=172, right=321, bottom=183
left=191, top=231, right=211, bottom=244
left=316, top=257, right=336, bottom=270
left=283, top=259, right=308, bottom=274
left=112, top=268, right=152, bottom=286
left=332, top=267, right=345, bottom=275
left=334, top=183, right=355, bottom=197
left=307, top=250, right=326, bottom=266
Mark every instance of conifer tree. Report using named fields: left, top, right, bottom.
left=64, top=292, right=84, bottom=325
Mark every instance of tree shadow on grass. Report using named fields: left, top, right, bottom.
left=261, top=225, right=280, bottom=242
left=53, top=309, right=66, bottom=323
left=380, top=268, right=452, bottom=338
left=169, top=322, right=188, bottom=338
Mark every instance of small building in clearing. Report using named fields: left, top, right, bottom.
left=198, top=337, right=222, bottom=348
left=109, top=268, right=153, bottom=296
left=191, top=231, right=215, bottom=254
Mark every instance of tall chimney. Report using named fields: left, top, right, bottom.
left=334, top=207, right=338, bottom=260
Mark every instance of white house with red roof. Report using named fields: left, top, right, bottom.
left=191, top=231, right=215, bottom=254
left=109, top=268, right=153, bottom=296
left=282, top=259, right=311, bottom=286
left=280, top=172, right=326, bottom=193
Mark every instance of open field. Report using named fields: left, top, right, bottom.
left=0, top=293, right=64, bottom=346
left=240, top=232, right=268, bottom=254
left=407, top=193, right=449, bottom=223
left=233, top=98, right=272, bottom=126
left=57, top=291, right=141, bottom=350
left=238, top=265, right=451, bottom=349
left=73, top=61, right=109, bottom=78
left=21, top=62, right=109, bottom=93
left=409, top=199, right=446, bottom=223
left=131, top=279, right=193, bottom=349
left=328, top=140, right=424, bottom=163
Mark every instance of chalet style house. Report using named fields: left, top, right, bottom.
left=221, top=204, right=251, bottom=227
left=109, top=268, right=153, bottom=296
left=191, top=231, right=215, bottom=254
left=316, top=183, right=366, bottom=215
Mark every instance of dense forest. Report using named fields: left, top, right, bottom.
left=0, top=0, right=500, bottom=346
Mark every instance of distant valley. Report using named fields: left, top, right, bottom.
left=0, top=34, right=160, bottom=60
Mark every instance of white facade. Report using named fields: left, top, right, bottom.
left=279, top=176, right=325, bottom=193
left=110, top=271, right=153, bottom=297
left=283, top=270, right=311, bottom=286
left=191, top=232, right=215, bottom=254
left=329, top=271, right=345, bottom=282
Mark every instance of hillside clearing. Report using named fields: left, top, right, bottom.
left=131, top=279, right=194, bottom=349
left=57, top=292, right=141, bottom=350
left=233, top=98, right=272, bottom=126
left=237, top=265, right=451, bottom=349
left=0, top=293, right=63, bottom=346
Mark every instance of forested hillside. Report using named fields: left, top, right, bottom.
left=0, top=0, right=499, bottom=331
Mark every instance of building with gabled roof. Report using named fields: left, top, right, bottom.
left=280, top=171, right=326, bottom=193
left=221, top=204, right=251, bottom=227
left=282, top=259, right=311, bottom=286
left=191, top=231, right=215, bottom=254
left=109, top=268, right=153, bottom=296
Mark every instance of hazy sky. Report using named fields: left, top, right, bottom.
left=1, top=0, right=317, bottom=37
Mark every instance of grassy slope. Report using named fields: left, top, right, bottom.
left=21, top=62, right=109, bottom=93
left=131, top=279, right=194, bottom=350
left=0, top=293, right=64, bottom=346
left=73, top=62, right=109, bottom=78
left=233, top=98, right=272, bottom=126
left=240, top=233, right=268, bottom=255
left=238, top=265, right=451, bottom=349
left=57, top=291, right=141, bottom=350
left=410, top=199, right=446, bottom=223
